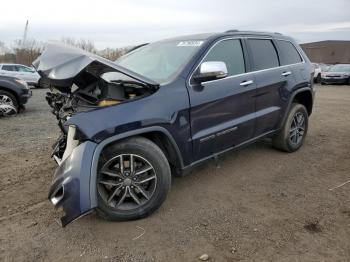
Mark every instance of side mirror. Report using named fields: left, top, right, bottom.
left=193, top=61, right=228, bottom=83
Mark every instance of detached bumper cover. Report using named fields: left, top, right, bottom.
left=48, top=141, right=97, bottom=226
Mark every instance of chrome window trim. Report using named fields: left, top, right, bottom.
left=188, top=36, right=305, bottom=86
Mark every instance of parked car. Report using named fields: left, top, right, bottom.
left=0, top=63, right=41, bottom=87
left=0, top=76, right=32, bottom=116
left=321, top=64, right=350, bottom=85
left=312, top=63, right=322, bottom=83
left=33, top=30, right=315, bottom=226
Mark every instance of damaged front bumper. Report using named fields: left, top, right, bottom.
left=48, top=141, right=97, bottom=226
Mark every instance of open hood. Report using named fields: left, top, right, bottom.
left=33, top=43, right=159, bottom=93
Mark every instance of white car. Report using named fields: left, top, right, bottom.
left=0, top=63, right=41, bottom=87
left=312, top=63, right=322, bottom=83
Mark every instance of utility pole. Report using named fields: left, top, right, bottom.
left=22, top=20, right=28, bottom=48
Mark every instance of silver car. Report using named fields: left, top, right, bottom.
left=0, top=63, right=41, bottom=87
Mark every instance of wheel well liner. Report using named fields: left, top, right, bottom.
left=292, top=90, right=313, bottom=115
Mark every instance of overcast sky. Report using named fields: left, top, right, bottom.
left=1, top=0, right=350, bottom=49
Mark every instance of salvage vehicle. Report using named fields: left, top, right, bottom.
left=0, top=76, right=32, bottom=116
left=321, top=64, right=350, bottom=85
left=33, top=30, right=315, bottom=226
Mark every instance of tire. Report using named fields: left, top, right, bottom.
left=96, top=137, right=171, bottom=221
left=348, top=77, right=350, bottom=85
left=316, top=74, right=321, bottom=84
left=0, top=90, right=18, bottom=116
left=273, top=103, right=308, bottom=152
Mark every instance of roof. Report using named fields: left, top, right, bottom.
left=158, top=30, right=293, bottom=43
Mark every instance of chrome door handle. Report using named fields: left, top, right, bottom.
left=281, top=71, right=292, bottom=76
left=240, top=80, right=254, bottom=86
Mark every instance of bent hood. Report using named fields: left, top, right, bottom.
left=33, top=43, right=159, bottom=92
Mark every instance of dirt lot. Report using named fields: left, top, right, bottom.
left=0, top=85, right=349, bottom=262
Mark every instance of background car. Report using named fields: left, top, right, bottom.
left=312, top=63, right=322, bottom=83
left=0, top=63, right=41, bottom=87
left=0, top=76, right=32, bottom=116
left=321, top=64, right=350, bottom=85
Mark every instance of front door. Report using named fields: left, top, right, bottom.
left=187, top=38, right=256, bottom=161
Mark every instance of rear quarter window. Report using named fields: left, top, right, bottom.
left=247, top=39, right=279, bottom=71
left=277, top=40, right=303, bottom=65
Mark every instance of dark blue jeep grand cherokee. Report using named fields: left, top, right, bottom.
left=34, top=30, right=314, bottom=226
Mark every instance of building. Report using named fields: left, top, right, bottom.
left=300, top=40, right=350, bottom=64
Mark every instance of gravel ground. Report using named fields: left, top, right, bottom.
left=0, top=85, right=350, bottom=262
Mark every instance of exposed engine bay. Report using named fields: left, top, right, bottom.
left=46, top=73, right=155, bottom=161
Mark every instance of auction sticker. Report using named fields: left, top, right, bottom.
left=177, top=41, right=204, bottom=47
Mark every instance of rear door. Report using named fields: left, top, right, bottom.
left=246, top=38, right=296, bottom=136
left=188, top=38, right=256, bottom=161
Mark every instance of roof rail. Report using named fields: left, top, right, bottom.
left=225, top=29, right=239, bottom=33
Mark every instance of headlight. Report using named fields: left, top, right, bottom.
left=15, top=79, right=29, bottom=89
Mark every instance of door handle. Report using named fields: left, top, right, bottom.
left=281, top=71, right=292, bottom=76
left=240, top=80, right=254, bottom=86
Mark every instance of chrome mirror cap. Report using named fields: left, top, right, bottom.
left=194, top=61, right=228, bottom=83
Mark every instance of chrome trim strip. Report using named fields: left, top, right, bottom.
left=188, top=37, right=305, bottom=86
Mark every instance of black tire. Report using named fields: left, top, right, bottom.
left=0, top=90, right=19, bottom=115
left=273, top=103, right=308, bottom=152
left=96, top=137, right=171, bottom=221
left=348, top=77, right=350, bottom=85
left=316, top=74, right=321, bottom=84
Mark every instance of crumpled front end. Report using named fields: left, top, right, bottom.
left=48, top=140, right=97, bottom=226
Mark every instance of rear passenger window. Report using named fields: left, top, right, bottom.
left=248, top=39, right=279, bottom=71
left=277, top=40, right=303, bottom=65
left=203, top=39, right=245, bottom=76
left=2, top=65, right=17, bottom=71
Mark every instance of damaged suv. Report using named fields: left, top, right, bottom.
left=34, top=30, right=314, bottom=226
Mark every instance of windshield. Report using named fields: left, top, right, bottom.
left=328, top=64, right=350, bottom=72
left=115, top=40, right=204, bottom=83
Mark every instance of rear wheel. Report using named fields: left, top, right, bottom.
left=316, top=74, right=321, bottom=83
left=96, top=137, right=171, bottom=221
left=0, top=90, right=18, bottom=116
left=273, top=103, right=308, bottom=152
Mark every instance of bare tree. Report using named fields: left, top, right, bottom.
left=12, top=38, right=43, bottom=65
left=61, top=37, right=96, bottom=53
left=98, top=47, right=130, bottom=61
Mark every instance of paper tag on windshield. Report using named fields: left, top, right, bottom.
left=177, top=41, right=204, bottom=47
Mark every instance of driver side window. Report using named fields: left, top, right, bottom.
left=203, top=39, right=246, bottom=77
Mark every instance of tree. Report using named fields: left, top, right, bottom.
left=12, top=39, right=43, bottom=65
left=61, top=37, right=96, bottom=53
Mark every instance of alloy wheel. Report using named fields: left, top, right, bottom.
left=98, top=154, right=157, bottom=210
left=289, top=112, right=305, bottom=145
left=0, top=95, right=17, bottom=116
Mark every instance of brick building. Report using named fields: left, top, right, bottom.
left=300, top=40, right=350, bottom=64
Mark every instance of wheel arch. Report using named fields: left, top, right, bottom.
left=89, top=126, right=184, bottom=208
left=279, top=87, right=314, bottom=130
left=0, top=86, right=19, bottom=105
left=292, top=89, right=313, bottom=115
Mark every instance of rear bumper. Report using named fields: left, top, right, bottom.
left=48, top=141, right=97, bottom=226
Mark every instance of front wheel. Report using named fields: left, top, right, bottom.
left=273, top=103, right=308, bottom=152
left=96, top=137, right=171, bottom=221
left=0, top=90, right=18, bottom=116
